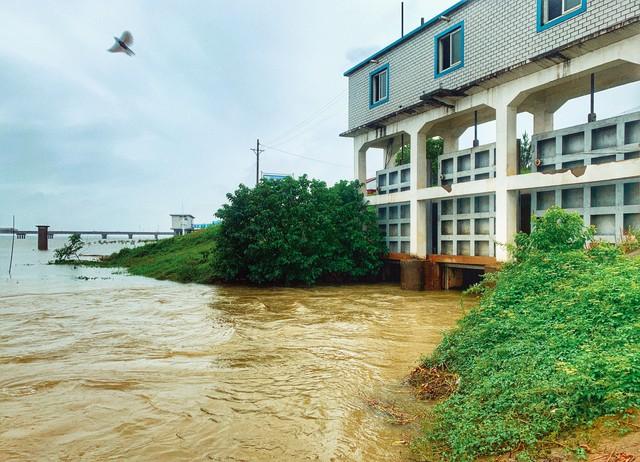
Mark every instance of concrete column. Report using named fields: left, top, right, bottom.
left=409, top=131, right=427, bottom=190
left=442, top=132, right=460, bottom=154
left=495, top=104, right=519, bottom=261
left=354, top=144, right=367, bottom=191
left=385, top=135, right=404, bottom=169
left=409, top=130, right=428, bottom=257
left=410, top=199, right=427, bottom=257
left=532, top=107, right=554, bottom=134
left=36, top=225, right=49, bottom=251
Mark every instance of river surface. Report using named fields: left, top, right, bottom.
left=0, top=236, right=467, bottom=461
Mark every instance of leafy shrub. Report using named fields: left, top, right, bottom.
left=511, top=206, right=594, bottom=261
left=620, top=227, right=640, bottom=254
left=53, top=233, right=84, bottom=262
left=415, top=208, right=640, bottom=461
left=213, top=176, right=386, bottom=285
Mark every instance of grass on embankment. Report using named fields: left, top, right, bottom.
left=101, top=226, right=218, bottom=283
left=413, top=212, right=640, bottom=461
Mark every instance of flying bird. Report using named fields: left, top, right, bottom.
left=108, top=31, right=135, bottom=56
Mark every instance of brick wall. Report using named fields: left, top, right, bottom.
left=346, top=0, right=640, bottom=130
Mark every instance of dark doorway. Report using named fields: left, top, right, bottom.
left=431, top=202, right=439, bottom=254
left=519, top=193, right=532, bottom=234
left=462, top=268, right=484, bottom=289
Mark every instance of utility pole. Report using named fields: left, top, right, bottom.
left=250, top=139, right=265, bottom=185
left=8, top=215, right=15, bottom=277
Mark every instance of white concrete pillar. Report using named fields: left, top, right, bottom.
left=532, top=107, right=554, bottom=134
left=354, top=144, right=367, bottom=191
left=409, top=131, right=427, bottom=190
left=442, top=132, right=459, bottom=154
left=410, top=199, right=427, bottom=257
left=385, top=135, right=405, bottom=169
left=409, top=130, right=428, bottom=257
left=495, top=103, right=519, bottom=261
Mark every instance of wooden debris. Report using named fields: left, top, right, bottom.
left=406, top=365, right=459, bottom=400
left=364, top=397, right=417, bottom=425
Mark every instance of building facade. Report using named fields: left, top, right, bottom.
left=342, top=0, right=640, bottom=276
left=170, top=214, right=195, bottom=235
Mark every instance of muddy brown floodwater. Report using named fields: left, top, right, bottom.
left=0, top=238, right=467, bottom=461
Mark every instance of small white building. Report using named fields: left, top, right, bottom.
left=170, top=214, right=195, bottom=235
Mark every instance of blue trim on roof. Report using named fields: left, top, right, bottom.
left=434, top=21, right=465, bottom=79
left=343, top=0, right=470, bottom=77
left=369, top=64, right=390, bottom=109
left=537, top=0, right=587, bottom=32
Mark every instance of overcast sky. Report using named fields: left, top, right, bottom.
left=1, top=1, right=639, bottom=231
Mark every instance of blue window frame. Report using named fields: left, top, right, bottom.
left=434, top=21, right=464, bottom=79
left=369, top=64, right=390, bottom=109
left=537, top=0, right=586, bottom=32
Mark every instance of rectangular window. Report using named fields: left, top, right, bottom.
left=434, top=22, right=464, bottom=78
left=369, top=64, right=389, bottom=108
left=538, top=0, right=586, bottom=31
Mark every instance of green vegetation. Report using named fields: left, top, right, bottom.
left=415, top=207, right=640, bottom=461
left=54, top=233, right=85, bottom=262
left=101, top=226, right=218, bottom=283
left=214, top=175, right=385, bottom=285
left=621, top=227, right=640, bottom=254
left=520, top=131, right=532, bottom=174
left=395, top=143, right=411, bottom=166
left=394, top=137, right=444, bottom=184
left=96, top=176, right=385, bottom=286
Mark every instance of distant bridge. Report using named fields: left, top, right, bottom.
left=0, top=228, right=174, bottom=240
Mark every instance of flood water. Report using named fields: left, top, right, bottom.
left=0, top=236, right=467, bottom=461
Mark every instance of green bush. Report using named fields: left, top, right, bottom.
left=54, top=233, right=84, bottom=262
left=512, top=206, right=594, bottom=260
left=213, top=176, right=386, bottom=285
left=416, top=208, right=640, bottom=461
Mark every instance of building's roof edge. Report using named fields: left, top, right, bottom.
left=340, top=17, right=640, bottom=137
left=343, top=0, right=471, bottom=77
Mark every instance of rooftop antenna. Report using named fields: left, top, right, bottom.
left=401, top=2, right=404, bottom=37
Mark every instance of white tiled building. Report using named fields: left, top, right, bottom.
left=342, top=0, right=640, bottom=275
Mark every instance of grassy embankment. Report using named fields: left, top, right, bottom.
left=412, top=211, right=640, bottom=461
left=100, top=226, right=218, bottom=283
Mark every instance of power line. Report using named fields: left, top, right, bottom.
left=267, top=110, right=342, bottom=149
left=260, top=143, right=350, bottom=168
left=268, top=91, right=344, bottom=145
left=8, top=215, right=15, bottom=277
left=267, top=89, right=346, bottom=147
